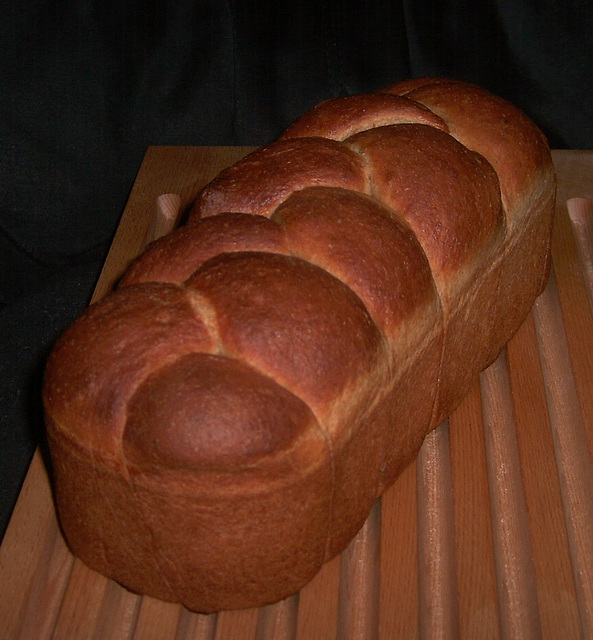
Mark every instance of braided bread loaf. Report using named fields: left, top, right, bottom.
left=43, top=78, right=555, bottom=612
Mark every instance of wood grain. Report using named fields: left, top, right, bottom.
left=507, top=314, right=581, bottom=639
left=337, top=499, right=381, bottom=640
left=0, top=149, right=592, bottom=640
left=480, top=350, right=541, bottom=640
left=255, top=595, right=299, bottom=640
left=533, top=267, right=593, bottom=639
left=567, top=198, right=593, bottom=321
left=449, top=383, right=500, bottom=640
left=416, top=421, right=460, bottom=640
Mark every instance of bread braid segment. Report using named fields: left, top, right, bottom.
left=43, top=282, right=217, bottom=461
left=278, top=92, right=449, bottom=141
left=271, top=186, right=437, bottom=343
left=382, top=78, right=555, bottom=218
left=383, top=78, right=556, bottom=358
left=184, top=251, right=387, bottom=429
left=121, top=212, right=291, bottom=287
left=191, top=137, right=370, bottom=221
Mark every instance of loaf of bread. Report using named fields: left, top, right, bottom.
left=43, top=78, right=555, bottom=612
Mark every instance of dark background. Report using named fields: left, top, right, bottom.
left=2, top=0, right=593, bottom=539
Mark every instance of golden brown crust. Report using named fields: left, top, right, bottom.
left=43, top=78, right=556, bottom=612
left=382, top=78, right=555, bottom=218
left=185, top=251, right=384, bottom=421
left=191, top=137, right=369, bottom=220
left=121, top=212, right=290, bottom=286
left=272, top=186, right=436, bottom=340
left=124, top=353, right=320, bottom=470
left=346, top=123, right=504, bottom=287
left=43, top=283, right=216, bottom=458
left=280, top=92, right=449, bottom=141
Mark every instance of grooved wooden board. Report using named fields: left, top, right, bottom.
left=0, top=148, right=592, bottom=640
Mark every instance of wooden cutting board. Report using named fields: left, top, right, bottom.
left=0, top=148, right=592, bottom=640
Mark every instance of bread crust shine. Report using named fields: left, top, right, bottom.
left=43, top=78, right=556, bottom=612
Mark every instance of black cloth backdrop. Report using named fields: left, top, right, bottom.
left=2, top=0, right=592, bottom=538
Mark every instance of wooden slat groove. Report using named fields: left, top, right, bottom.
left=416, top=421, right=460, bottom=640
left=337, top=499, right=381, bottom=640
left=91, top=581, right=140, bottom=640
left=533, top=266, right=593, bottom=639
left=148, top=193, right=183, bottom=244
left=379, top=461, right=418, bottom=640
left=213, top=607, right=258, bottom=640
left=0, top=452, right=69, bottom=638
left=255, top=594, right=299, bottom=640
left=567, top=198, right=593, bottom=318
left=16, top=516, right=74, bottom=640
left=480, top=350, right=542, bottom=640
left=174, top=608, right=218, bottom=640
left=50, top=561, right=111, bottom=640
left=449, top=384, right=500, bottom=640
